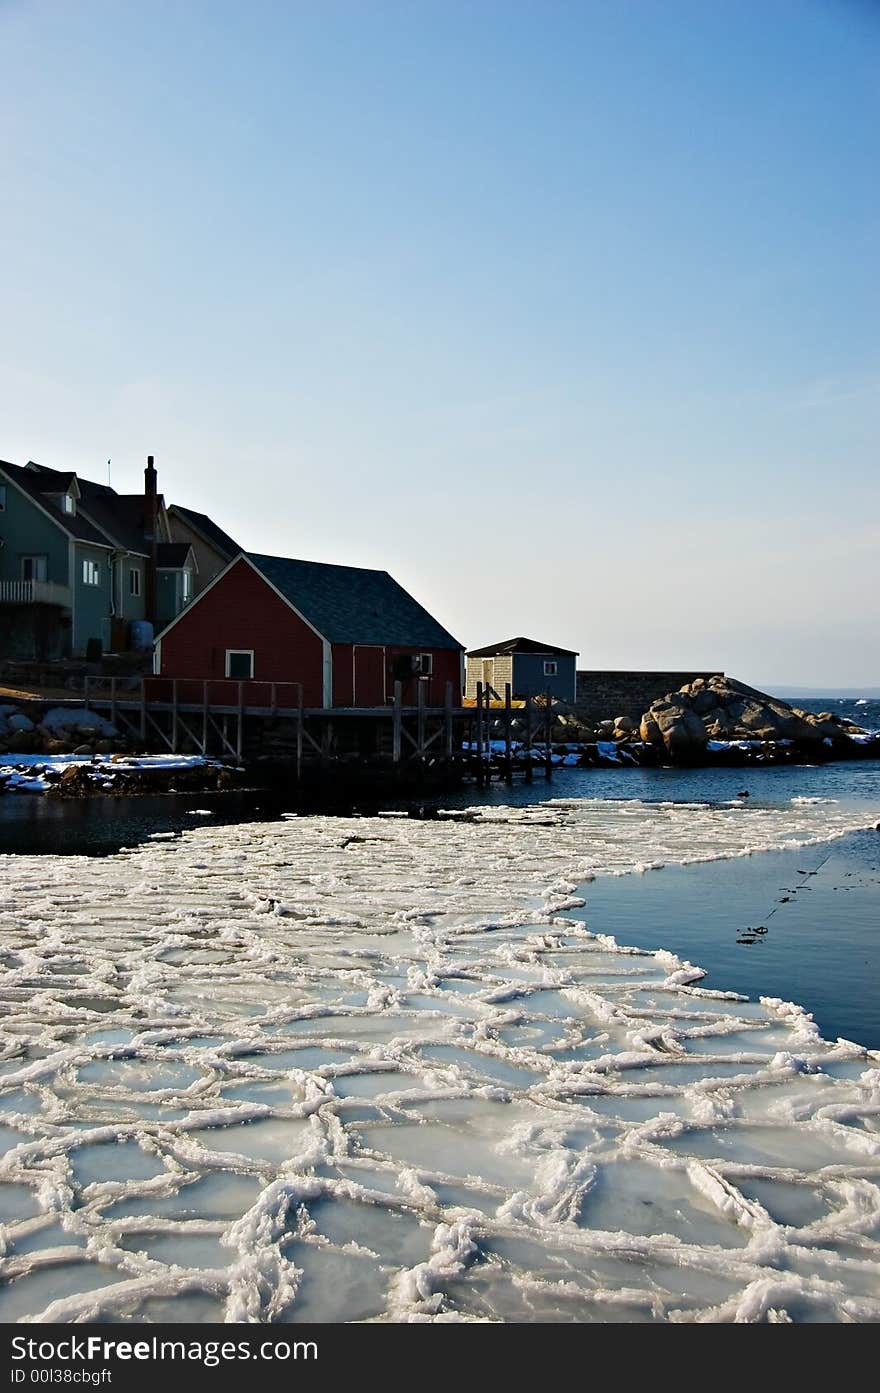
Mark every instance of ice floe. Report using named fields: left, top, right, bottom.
left=0, top=794, right=879, bottom=1323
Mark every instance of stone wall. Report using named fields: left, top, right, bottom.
left=575, top=670, right=724, bottom=724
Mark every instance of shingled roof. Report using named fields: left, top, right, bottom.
left=467, top=636, right=578, bottom=658
left=248, top=552, right=462, bottom=649
left=0, top=460, right=115, bottom=547
left=168, top=504, right=241, bottom=560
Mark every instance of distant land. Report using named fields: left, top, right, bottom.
left=768, top=687, right=880, bottom=700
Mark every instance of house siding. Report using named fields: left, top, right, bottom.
left=0, top=483, right=70, bottom=589
left=117, top=559, right=146, bottom=625
left=465, top=653, right=513, bottom=700
left=167, top=516, right=229, bottom=595
left=466, top=652, right=574, bottom=701
left=156, top=569, right=193, bottom=629
left=73, top=543, right=113, bottom=655
left=511, top=653, right=576, bottom=702
left=157, top=557, right=325, bottom=705
left=333, top=643, right=462, bottom=707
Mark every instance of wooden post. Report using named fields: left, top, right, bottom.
left=504, top=682, right=513, bottom=783
left=270, top=682, right=277, bottom=715
left=237, top=681, right=244, bottom=762
left=444, top=681, right=453, bottom=762
left=475, top=682, right=483, bottom=786
left=392, top=680, right=402, bottom=763
left=202, top=680, right=209, bottom=754
left=524, top=696, right=533, bottom=782
left=140, top=679, right=147, bottom=742
left=417, top=677, right=426, bottom=761
left=544, top=689, right=553, bottom=779
left=110, top=676, right=117, bottom=729
left=296, top=685, right=303, bottom=782
left=171, top=679, right=179, bottom=753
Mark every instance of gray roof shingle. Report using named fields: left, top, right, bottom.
left=0, top=460, right=115, bottom=547
left=247, top=552, right=462, bottom=649
left=467, top=636, right=578, bottom=658
left=169, top=505, right=241, bottom=559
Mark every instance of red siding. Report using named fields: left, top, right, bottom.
left=331, top=643, right=461, bottom=706
left=157, top=558, right=325, bottom=706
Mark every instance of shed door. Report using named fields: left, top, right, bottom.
left=353, top=646, right=386, bottom=705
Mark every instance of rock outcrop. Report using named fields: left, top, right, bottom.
left=638, top=676, right=867, bottom=758
left=0, top=703, right=128, bottom=758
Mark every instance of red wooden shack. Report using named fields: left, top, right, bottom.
left=153, top=551, right=463, bottom=708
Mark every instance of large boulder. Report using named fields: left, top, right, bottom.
left=636, top=675, right=862, bottom=757
left=648, top=701, right=708, bottom=756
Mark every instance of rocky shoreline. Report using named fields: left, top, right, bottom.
left=0, top=678, right=877, bottom=798
left=486, top=675, right=880, bottom=769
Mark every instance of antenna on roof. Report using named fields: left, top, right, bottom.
left=107, top=458, right=111, bottom=487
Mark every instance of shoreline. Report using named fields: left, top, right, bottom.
left=1, top=739, right=879, bottom=807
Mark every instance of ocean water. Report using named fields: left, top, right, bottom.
left=0, top=726, right=878, bottom=1323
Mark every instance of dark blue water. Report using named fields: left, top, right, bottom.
left=570, top=828, right=880, bottom=1050
left=794, top=696, right=879, bottom=732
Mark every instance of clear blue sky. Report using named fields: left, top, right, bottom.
left=1, top=0, right=877, bottom=687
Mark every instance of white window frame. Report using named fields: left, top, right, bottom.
left=225, top=649, right=254, bottom=679
left=129, top=568, right=141, bottom=597
left=180, top=569, right=193, bottom=605
left=21, top=555, right=48, bottom=582
left=63, top=492, right=76, bottom=514
left=82, top=558, right=101, bottom=586
left=418, top=653, right=433, bottom=675
left=543, top=660, right=558, bottom=677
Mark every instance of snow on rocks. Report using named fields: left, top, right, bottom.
left=0, top=793, right=879, bottom=1323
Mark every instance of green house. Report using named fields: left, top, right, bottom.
left=0, top=457, right=198, bottom=661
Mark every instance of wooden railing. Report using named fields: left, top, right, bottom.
left=0, top=579, right=72, bottom=607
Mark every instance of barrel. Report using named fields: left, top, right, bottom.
left=128, top=619, right=154, bottom=651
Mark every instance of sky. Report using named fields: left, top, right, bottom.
left=0, top=0, right=877, bottom=688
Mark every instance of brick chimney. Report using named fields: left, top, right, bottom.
left=144, top=455, right=158, bottom=627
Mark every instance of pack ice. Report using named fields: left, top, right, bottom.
left=1, top=795, right=879, bottom=1324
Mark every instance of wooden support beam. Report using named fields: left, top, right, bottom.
left=296, top=687, right=303, bottom=783
left=504, top=682, right=513, bottom=784
left=145, top=710, right=174, bottom=752
left=545, top=689, right=553, bottom=779
left=171, top=679, right=179, bottom=753
left=524, top=697, right=533, bottom=782
left=392, top=681, right=402, bottom=764
left=237, top=681, right=244, bottom=763
left=207, top=713, right=239, bottom=759
left=445, top=682, right=453, bottom=760
left=202, top=681, right=208, bottom=755
left=417, top=678, right=426, bottom=760
left=175, top=713, right=206, bottom=754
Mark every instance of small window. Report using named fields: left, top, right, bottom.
left=129, top=568, right=141, bottom=597
left=0, top=484, right=6, bottom=511
left=225, top=650, right=254, bottom=679
left=181, top=570, right=192, bottom=604
left=63, top=493, right=76, bottom=514
left=82, top=559, right=101, bottom=586
left=21, top=555, right=48, bottom=582
left=417, top=653, right=433, bottom=675
left=543, top=660, right=558, bottom=677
